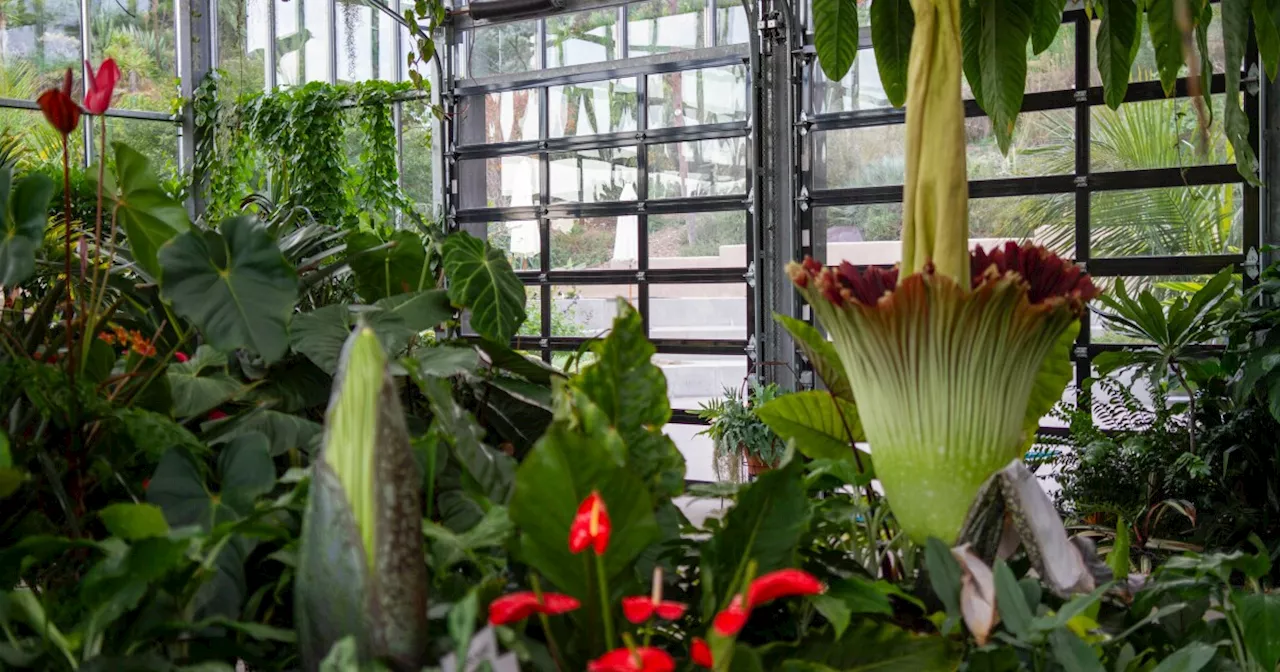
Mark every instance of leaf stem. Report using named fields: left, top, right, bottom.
left=595, top=550, right=616, bottom=650
left=529, top=575, right=566, bottom=672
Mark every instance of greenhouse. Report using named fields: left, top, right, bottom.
left=1, top=0, right=1278, bottom=668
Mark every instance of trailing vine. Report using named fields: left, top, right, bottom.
left=193, top=74, right=418, bottom=230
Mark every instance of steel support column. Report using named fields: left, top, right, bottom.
left=179, top=0, right=214, bottom=217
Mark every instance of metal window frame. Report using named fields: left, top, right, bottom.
left=444, top=11, right=756, bottom=406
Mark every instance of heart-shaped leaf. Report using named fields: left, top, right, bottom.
left=104, top=143, right=191, bottom=279
left=442, top=232, right=526, bottom=344
left=347, top=229, right=433, bottom=301
left=0, top=168, right=54, bottom=286
left=167, top=345, right=245, bottom=418
left=291, top=304, right=354, bottom=374
left=159, top=216, right=298, bottom=364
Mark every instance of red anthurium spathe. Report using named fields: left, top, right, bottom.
left=83, top=59, right=120, bottom=115
left=37, top=69, right=81, bottom=135
left=487, top=592, right=580, bottom=626
left=746, top=569, right=825, bottom=607
left=711, top=595, right=750, bottom=636
left=569, top=490, right=611, bottom=554
left=621, top=596, right=686, bottom=623
left=208, top=410, right=228, bottom=421
left=586, top=647, right=675, bottom=672
left=691, top=638, right=713, bottom=668
left=175, top=352, right=190, bottom=363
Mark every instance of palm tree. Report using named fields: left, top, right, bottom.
left=1000, top=94, right=1242, bottom=259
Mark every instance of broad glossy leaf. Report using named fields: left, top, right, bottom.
left=368, top=289, right=452, bottom=352
left=509, top=397, right=658, bottom=600
left=414, top=345, right=480, bottom=378
left=99, top=503, right=170, bottom=540
left=792, top=621, right=959, bottom=671
left=420, top=375, right=515, bottom=503
left=870, top=0, right=913, bottom=107
left=1224, top=0, right=1261, bottom=183
left=148, top=448, right=215, bottom=529
left=107, top=143, right=191, bottom=278
left=813, top=0, right=858, bottom=81
left=925, top=538, right=963, bottom=633
left=1147, top=0, right=1183, bottom=96
left=346, top=229, right=432, bottom=301
left=968, top=0, right=1034, bottom=153
left=1150, top=643, right=1216, bottom=672
left=442, top=232, right=526, bottom=343
left=702, top=459, right=810, bottom=600
left=1097, top=0, right=1142, bottom=109
left=1254, top=0, right=1280, bottom=79
left=755, top=391, right=871, bottom=473
left=291, top=304, right=353, bottom=374
left=217, top=432, right=276, bottom=515
left=1031, top=0, right=1068, bottom=53
left=774, top=313, right=852, bottom=401
left=167, top=345, right=244, bottom=418
left=0, top=169, right=53, bottom=286
left=809, top=578, right=893, bottom=638
left=211, top=409, right=322, bottom=456
left=159, top=216, right=298, bottom=364
left=1049, top=629, right=1105, bottom=672
left=993, top=560, right=1033, bottom=638
left=1236, top=593, right=1280, bottom=672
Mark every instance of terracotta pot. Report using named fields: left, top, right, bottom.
left=746, top=454, right=775, bottom=477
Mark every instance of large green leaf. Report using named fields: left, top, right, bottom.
left=106, top=143, right=191, bottom=279
left=346, top=229, right=432, bottom=302
left=813, top=0, right=859, bottom=82
left=290, top=304, right=353, bottom=374
left=774, top=313, right=852, bottom=401
left=441, top=232, right=526, bottom=343
left=99, top=503, right=170, bottom=540
left=1147, top=0, right=1184, bottom=96
left=754, top=391, right=872, bottom=475
left=701, top=458, right=810, bottom=602
left=1097, top=0, right=1142, bottom=109
left=1021, top=320, right=1079, bottom=449
left=419, top=375, right=515, bottom=503
left=1236, top=593, right=1280, bottom=672
left=508, top=396, right=659, bottom=600
left=1030, top=0, right=1068, bottom=53
left=1150, top=643, right=1216, bottom=672
left=159, top=216, right=298, bottom=364
left=1254, top=0, right=1280, bottom=80
left=1225, top=0, right=1261, bottom=183
left=0, top=168, right=53, bottom=286
left=574, top=301, right=684, bottom=496
left=368, top=289, right=452, bottom=351
left=870, top=0, right=913, bottom=107
left=167, top=346, right=245, bottom=418
left=809, top=578, right=894, bottom=639
left=211, top=409, right=322, bottom=456
left=789, top=621, right=959, bottom=671
left=967, top=0, right=1034, bottom=153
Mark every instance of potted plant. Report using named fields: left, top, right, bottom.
left=696, top=381, right=785, bottom=481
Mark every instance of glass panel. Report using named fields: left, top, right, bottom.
left=552, top=349, right=598, bottom=373
left=549, top=286, right=638, bottom=337
left=550, top=216, right=639, bottom=271
left=666, top=423, right=717, bottom=482
left=545, top=8, right=620, bottom=68
left=811, top=49, right=895, bottom=114
left=816, top=194, right=1071, bottom=265
left=469, top=22, right=538, bottom=77
left=0, top=109, right=85, bottom=172
left=627, top=0, right=706, bottom=58
left=456, top=155, right=540, bottom=209
left=217, top=0, right=270, bottom=97
left=548, top=147, right=639, bottom=203
left=401, top=99, right=434, bottom=212
left=513, top=285, right=544, bottom=339
left=0, top=0, right=82, bottom=101
left=275, top=0, right=300, bottom=85
left=103, top=118, right=178, bottom=175
left=549, top=79, right=638, bottom=138
left=648, top=211, right=746, bottom=265
left=649, top=138, right=748, bottom=198
left=716, top=4, right=750, bottom=46
left=303, top=0, right=332, bottom=83
left=650, top=283, right=748, bottom=340
left=90, top=0, right=176, bottom=112
left=813, top=109, right=1072, bottom=190
left=960, top=24, right=1076, bottom=99
left=1090, top=95, right=1231, bottom=172
left=457, top=89, right=540, bottom=145
left=1090, top=184, right=1242, bottom=258
left=1089, top=5, right=1225, bottom=87
left=336, top=0, right=376, bottom=83
left=487, top=220, right=542, bottom=270
left=657, top=353, right=747, bottom=409
left=648, top=65, right=749, bottom=128
left=378, top=2, right=399, bottom=80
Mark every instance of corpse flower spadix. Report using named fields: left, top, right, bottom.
left=789, top=0, right=1099, bottom=543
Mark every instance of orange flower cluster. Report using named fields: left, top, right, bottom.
left=98, top=325, right=156, bottom=357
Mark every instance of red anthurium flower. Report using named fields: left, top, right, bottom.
left=174, top=352, right=190, bottom=363
left=690, top=638, right=713, bottom=668
left=586, top=647, right=675, bottom=672
left=746, top=569, right=825, bottom=607
left=37, top=69, right=81, bottom=135
left=83, top=59, right=120, bottom=115
left=208, top=410, right=228, bottom=421
left=620, top=596, right=687, bottom=623
left=711, top=595, right=750, bottom=636
left=487, top=592, right=580, bottom=626
left=569, top=490, right=611, bottom=554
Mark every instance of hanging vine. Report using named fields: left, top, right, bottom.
left=353, top=80, right=413, bottom=227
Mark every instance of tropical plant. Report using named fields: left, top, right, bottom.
left=695, top=381, right=785, bottom=482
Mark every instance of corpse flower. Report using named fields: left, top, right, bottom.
left=787, top=0, right=1098, bottom=544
